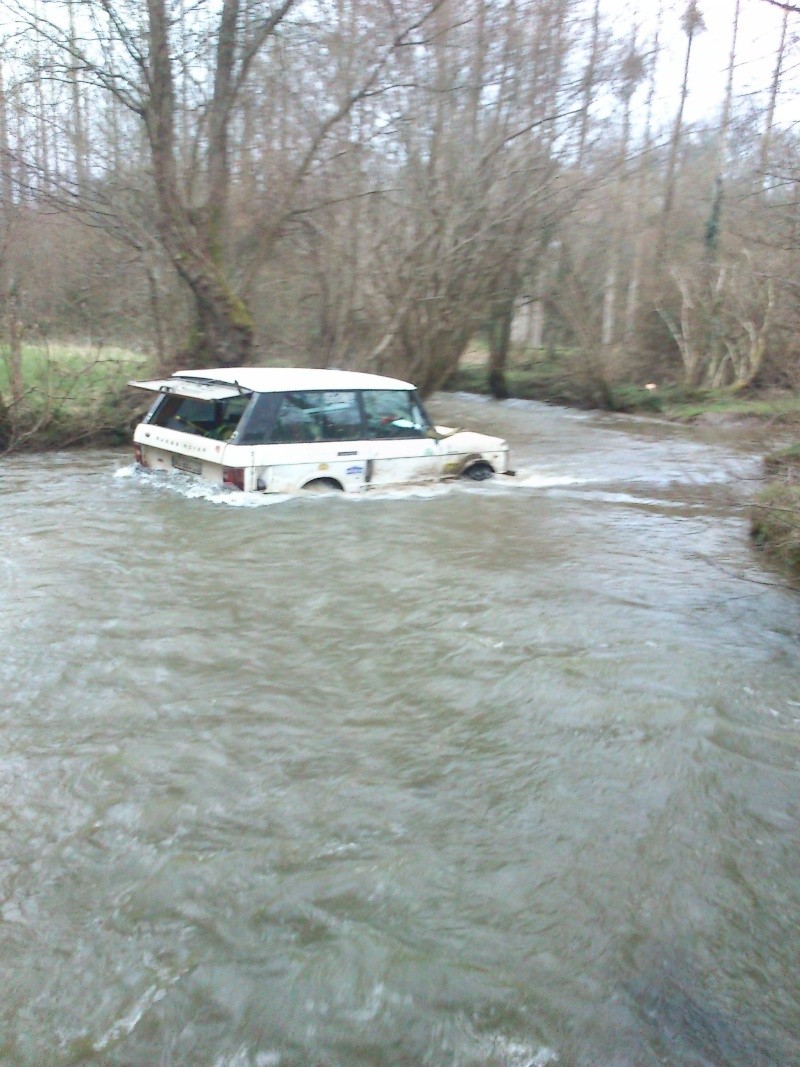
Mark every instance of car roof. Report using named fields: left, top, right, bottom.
left=174, top=367, right=415, bottom=392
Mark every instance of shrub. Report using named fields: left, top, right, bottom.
left=751, top=458, right=800, bottom=577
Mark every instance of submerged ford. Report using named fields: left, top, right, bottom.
left=130, top=367, right=513, bottom=493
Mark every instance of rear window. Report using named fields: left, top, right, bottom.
left=151, top=393, right=251, bottom=440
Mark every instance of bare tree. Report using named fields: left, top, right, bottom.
left=576, top=0, right=602, bottom=166
left=5, top=0, right=450, bottom=368
left=658, top=253, right=775, bottom=390
left=624, top=5, right=661, bottom=345
left=703, top=0, right=739, bottom=255
left=0, top=56, right=13, bottom=207
left=66, top=0, right=88, bottom=188
left=759, top=5, right=789, bottom=190
left=601, top=28, right=646, bottom=349
left=657, top=0, right=705, bottom=264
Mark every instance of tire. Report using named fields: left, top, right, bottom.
left=302, top=478, right=344, bottom=493
left=461, top=461, right=494, bottom=481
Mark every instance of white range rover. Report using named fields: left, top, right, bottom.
left=130, top=367, right=513, bottom=493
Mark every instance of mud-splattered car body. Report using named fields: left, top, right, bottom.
left=130, top=367, right=513, bottom=494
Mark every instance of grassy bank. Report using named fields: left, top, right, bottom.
left=751, top=445, right=800, bottom=579
left=0, top=342, right=149, bottom=451
left=446, top=357, right=800, bottom=425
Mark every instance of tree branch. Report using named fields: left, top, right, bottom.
left=759, top=0, right=800, bottom=12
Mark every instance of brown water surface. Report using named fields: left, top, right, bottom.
left=1, top=395, right=798, bottom=1066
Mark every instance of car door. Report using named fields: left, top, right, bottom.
left=360, top=390, right=443, bottom=486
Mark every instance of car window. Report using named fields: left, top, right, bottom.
left=213, top=395, right=251, bottom=440
left=362, top=390, right=430, bottom=439
left=235, top=392, right=281, bottom=445
left=151, top=393, right=249, bottom=440
left=269, top=391, right=361, bottom=443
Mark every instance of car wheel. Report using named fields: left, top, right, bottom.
left=462, top=461, right=494, bottom=481
left=302, top=478, right=344, bottom=493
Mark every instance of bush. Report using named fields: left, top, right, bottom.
left=751, top=450, right=800, bottom=577
left=0, top=342, right=150, bottom=452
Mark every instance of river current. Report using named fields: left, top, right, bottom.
left=1, top=394, right=799, bottom=1067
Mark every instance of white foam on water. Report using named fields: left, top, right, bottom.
left=509, top=470, right=590, bottom=489
left=117, top=466, right=292, bottom=507
left=347, top=481, right=458, bottom=502
left=547, top=488, right=705, bottom=509
left=465, top=1033, right=559, bottom=1067
left=91, top=981, right=167, bottom=1052
left=120, top=465, right=472, bottom=506
left=115, top=461, right=722, bottom=509
left=213, top=1048, right=281, bottom=1067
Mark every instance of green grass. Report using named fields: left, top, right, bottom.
left=749, top=438, right=800, bottom=579
left=764, top=441, right=800, bottom=474
left=447, top=352, right=800, bottom=424
left=1, top=342, right=152, bottom=450
left=448, top=354, right=603, bottom=408
left=662, top=393, right=800, bottom=422
left=751, top=482, right=800, bottom=578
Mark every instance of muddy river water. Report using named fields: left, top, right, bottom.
left=1, top=394, right=799, bottom=1067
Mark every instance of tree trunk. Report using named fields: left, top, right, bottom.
left=602, top=261, right=617, bottom=347
left=0, top=393, right=10, bottom=452
left=625, top=8, right=661, bottom=343
left=488, top=298, right=513, bottom=400
left=34, top=62, right=50, bottom=191
left=657, top=2, right=704, bottom=265
left=758, top=8, right=788, bottom=191
left=67, top=0, right=89, bottom=187
left=704, top=0, right=739, bottom=254
left=576, top=0, right=601, bottom=166
left=144, top=261, right=166, bottom=367
left=145, top=0, right=253, bottom=367
left=0, top=59, right=13, bottom=208
left=4, top=280, right=24, bottom=405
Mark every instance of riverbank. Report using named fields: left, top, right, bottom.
left=445, top=361, right=800, bottom=426
left=3, top=342, right=799, bottom=581
left=0, top=342, right=148, bottom=452
left=751, top=445, right=800, bottom=579
left=446, top=359, right=800, bottom=581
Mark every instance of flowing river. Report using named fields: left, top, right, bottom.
left=1, top=394, right=799, bottom=1067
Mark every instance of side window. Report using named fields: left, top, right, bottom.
left=318, top=391, right=362, bottom=439
left=269, top=392, right=361, bottom=442
left=362, top=391, right=430, bottom=438
left=270, top=393, right=323, bottom=442
left=235, top=392, right=281, bottom=445
left=213, top=395, right=250, bottom=441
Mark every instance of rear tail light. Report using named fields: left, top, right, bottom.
left=133, top=443, right=146, bottom=466
left=223, top=466, right=245, bottom=490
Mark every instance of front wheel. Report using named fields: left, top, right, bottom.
left=461, top=461, right=494, bottom=481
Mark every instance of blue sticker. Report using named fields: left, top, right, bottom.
left=346, top=466, right=363, bottom=476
